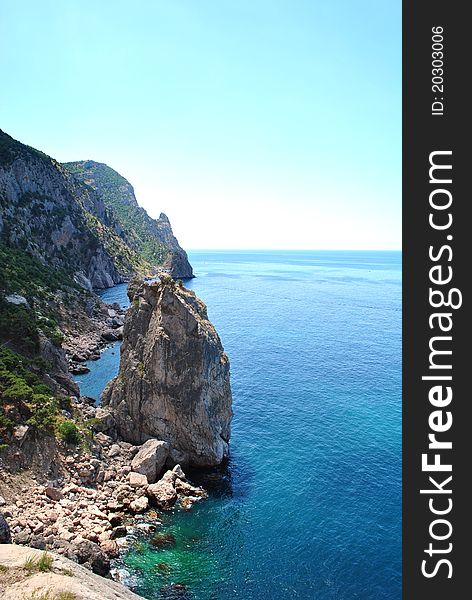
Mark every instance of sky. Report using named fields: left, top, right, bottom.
left=0, top=0, right=401, bottom=250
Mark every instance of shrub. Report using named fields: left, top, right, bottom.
left=0, top=347, right=63, bottom=437
left=0, top=298, right=39, bottom=354
left=27, top=394, right=60, bottom=433
left=0, top=412, right=14, bottom=433
left=159, top=274, right=174, bottom=285
left=2, top=379, right=33, bottom=403
left=58, top=420, right=81, bottom=445
left=0, top=241, right=76, bottom=300
left=37, top=552, right=54, bottom=572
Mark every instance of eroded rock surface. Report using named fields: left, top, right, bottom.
left=0, top=545, right=145, bottom=600
left=102, top=280, right=232, bottom=467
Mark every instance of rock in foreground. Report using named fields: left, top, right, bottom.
left=102, top=280, right=232, bottom=467
left=0, top=545, right=145, bottom=600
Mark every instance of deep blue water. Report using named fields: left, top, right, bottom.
left=76, top=250, right=402, bottom=600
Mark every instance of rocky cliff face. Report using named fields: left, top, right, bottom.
left=0, top=130, right=128, bottom=290
left=101, top=280, right=232, bottom=467
left=156, top=213, right=194, bottom=279
left=0, top=130, right=193, bottom=292
left=0, top=128, right=195, bottom=440
left=64, top=161, right=194, bottom=279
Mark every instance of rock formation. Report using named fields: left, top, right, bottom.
left=1, top=126, right=195, bottom=423
left=130, top=439, right=169, bottom=483
left=0, top=129, right=193, bottom=291
left=63, top=161, right=194, bottom=279
left=0, top=129, right=125, bottom=290
left=101, top=280, right=232, bottom=467
left=0, top=513, right=11, bottom=543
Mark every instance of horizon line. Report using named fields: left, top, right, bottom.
left=186, top=248, right=402, bottom=252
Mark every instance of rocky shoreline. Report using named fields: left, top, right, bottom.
left=1, top=277, right=232, bottom=600
left=0, top=400, right=208, bottom=579
left=0, top=289, right=209, bottom=593
left=63, top=302, right=126, bottom=375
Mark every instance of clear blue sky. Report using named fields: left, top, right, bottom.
left=0, top=0, right=401, bottom=250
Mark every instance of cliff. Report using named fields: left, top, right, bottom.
left=101, top=279, right=232, bottom=467
left=0, top=129, right=132, bottom=291
left=0, top=130, right=217, bottom=595
left=64, top=161, right=194, bottom=279
left=0, top=128, right=194, bottom=446
left=0, top=130, right=193, bottom=291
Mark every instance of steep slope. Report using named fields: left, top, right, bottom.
left=101, top=279, right=232, bottom=467
left=0, top=128, right=193, bottom=450
left=0, top=129, right=151, bottom=290
left=64, top=161, right=194, bottom=279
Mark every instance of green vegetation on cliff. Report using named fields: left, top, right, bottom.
left=81, top=210, right=151, bottom=275
left=0, top=129, right=50, bottom=168
left=65, top=161, right=170, bottom=265
left=0, top=129, right=193, bottom=453
left=0, top=347, right=62, bottom=444
left=0, top=242, right=76, bottom=354
left=0, top=347, right=90, bottom=448
left=0, top=242, right=75, bottom=297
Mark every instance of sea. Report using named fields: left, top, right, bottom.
left=75, top=250, right=402, bottom=600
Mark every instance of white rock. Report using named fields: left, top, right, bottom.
left=129, top=472, right=148, bottom=487
left=109, top=444, right=121, bottom=457
left=147, top=479, right=177, bottom=509
left=129, top=496, right=148, bottom=513
left=5, top=293, right=28, bottom=306
left=172, top=464, right=186, bottom=480
left=130, top=439, right=169, bottom=484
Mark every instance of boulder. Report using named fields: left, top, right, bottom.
left=174, top=478, right=207, bottom=498
left=101, top=329, right=121, bottom=342
left=110, top=526, right=127, bottom=540
left=108, top=444, right=121, bottom=457
left=129, top=496, right=148, bottom=513
left=74, top=540, right=110, bottom=576
left=45, top=487, right=64, bottom=501
left=129, top=472, right=148, bottom=487
left=100, top=539, right=120, bottom=558
left=93, top=407, right=116, bottom=433
left=172, top=464, right=185, bottom=480
left=147, top=480, right=177, bottom=509
left=130, top=439, right=169, bottom=483
left=107, top=513, right=123, bottom=527
left=0, top=513, right=11, bottom=543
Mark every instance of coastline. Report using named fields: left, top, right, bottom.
left=2, top=251, right=402, bottom=599
left=1, top=276, right=225, bottom=600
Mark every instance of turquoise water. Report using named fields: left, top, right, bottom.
left=76, top=250, right=402, bottom=600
